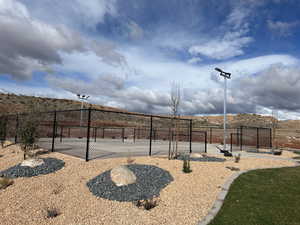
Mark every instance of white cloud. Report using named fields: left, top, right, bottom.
left=267, top=20, right=300, bottom=36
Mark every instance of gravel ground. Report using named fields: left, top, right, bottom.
left=0, top=145, right=297, bottom=225
left=0, top=158, right=65, bottom=178
left=87, top=164, right=173, bottom=202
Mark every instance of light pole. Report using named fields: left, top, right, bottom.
left=215, top=68, right=231, bottom=151
left=77, top=94, right=90, bottom=127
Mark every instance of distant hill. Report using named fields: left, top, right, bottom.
left=0, top=93, right=125, bottom=115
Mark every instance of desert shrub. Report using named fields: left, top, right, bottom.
left=0, top=177, right=14, bottom=189
left=18, top=108, right=41, bottom=160
left=133, top=197, right=159, bottom=210
left=182, top=154, right=192, bottom=173
left=234, top=154, right=241, bottom=163
left=0, top=118, right=7, bottom=148
left=46, top=207, right=60, bottom=218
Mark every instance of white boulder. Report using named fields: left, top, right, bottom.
left=110, top=165, right=136, bottom=186
left=21, top=158, right=44, bottom=168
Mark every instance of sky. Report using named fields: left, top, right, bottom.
left=1, top=0, right=300, bottom=119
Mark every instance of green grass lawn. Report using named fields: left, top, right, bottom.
left=209, top=166, right=300, bottom=225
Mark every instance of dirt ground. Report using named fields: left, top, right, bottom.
left=0, top=144, right=297, bottom=225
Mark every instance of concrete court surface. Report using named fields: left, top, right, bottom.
left=37, top=137, right=212, bottom=160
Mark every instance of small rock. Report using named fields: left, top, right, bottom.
left=21, top=158, right=44, bottom=168
left=110, top=165, right=136, bottom=186
left=190, top=153, right=204, bottom=158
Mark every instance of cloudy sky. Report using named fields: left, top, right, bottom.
left=1, top=0, right=300, bottom=119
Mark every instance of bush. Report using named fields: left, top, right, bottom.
left=0, top=177, right=13, bottom=189
left=182, top=154, right=192, bottom=173
left=0, top=118, right=7, bottom=148
left=18, top=114, right=40, bottom=160
left=133, top=197, right=159, bottom=210
left=46, top=207, right=60, bottom=218
left=234, top=154, right=241, bottom=163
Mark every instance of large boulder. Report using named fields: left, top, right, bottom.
left=20, top=158, right=44, bottom=168
left=110, top=165, right=136, bottom=186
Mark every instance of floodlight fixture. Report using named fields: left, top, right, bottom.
left=215, top=67, right=231, bottom=79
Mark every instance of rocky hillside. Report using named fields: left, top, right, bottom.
left=0, top=93, right=125, bottom=115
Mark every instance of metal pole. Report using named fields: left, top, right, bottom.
left=80, top=101, right=83, bottom=127
left=230, top=133, right=233, bottom=152
left=51, top=111, right=57, bottom=152
left=257, top=128, right=259, bottom=149
left=102, top=128, right=105, bottom=138
left=15, top=114, right=19, bottom=143
left=270, top=128, right=272, bottom=148
left=60, top=126, right=63, bottom=143
left=210, top=127, right=212, bottom=144
left=223, top=77, right=227, bottom=151
left=86, top=108, right=92, bottom=162
left=133, top=128, right=136, bottom=143
left=149, top=116, right=153, bottom=156
left=94, top=128, right=97, bottom=142
left=240, top=126, right=243, bottom=151
left=68, top=128, right=70, bottom=138
left=168, top=127, right=171, bottom=159
left=122, top=128, right=125, bottom=143
left=205, top=131, right=207, bottom=153
left=189, top=119, right=192, bottom=153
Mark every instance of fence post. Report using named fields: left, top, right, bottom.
left=256, top=128, right=259, bottom=149
left=86, top=108, right=92, bottom=162
left=240, top=126, right=243, bottom=151
left=210, top=127, right=212, bottom=144
left=168, top=127, right=171, bottom=159
left=269, top=128, right=272, bottom=148
left=189, top=119, right=192, bottom=153
left=15, top=114, right=19, bottom=143
left=122, top=128, right=125, bottom=143
left=102, top=128, right=105, bottom=139
left=60, top=126, right=63, bottom=143
left=133, top=128, right=136, bottom=143
left=94, top=128, right=97, bottom=142
left=205, top=131, right=207, bottom=153
left=230, top=133, right=233, bottom=152
left=149, top=116, right=153, bottom=156
left=68, top=127, right=71, bottom=138
left=51, top=111, right=57, bottom=152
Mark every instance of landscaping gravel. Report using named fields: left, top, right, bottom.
left=0, top=157, right=65, bottom=178
left=178, top=155, right=226, bottom=162
left=87, top=164, right=173, bottom=202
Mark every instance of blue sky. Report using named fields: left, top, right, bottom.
left=1, top=0, right=300, bottom=119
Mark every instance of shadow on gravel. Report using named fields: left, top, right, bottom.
left=178, top=155, right=226, bottom=162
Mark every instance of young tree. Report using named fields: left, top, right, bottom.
left=18, top=102, right=41, bottom=159
left=0, top=117, right=7, bottom=148
left=169, top=82, right=181, bottom=159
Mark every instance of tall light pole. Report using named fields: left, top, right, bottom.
left=215, top=68, right=231, bottom=151
left=77, top=94, right=90, bottom=127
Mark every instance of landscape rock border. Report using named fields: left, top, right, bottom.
left=87, top=164, right=173, bottom=202
left=0, top=158, right=65, bottom=178
left=197, top=160, right=300, bottom=225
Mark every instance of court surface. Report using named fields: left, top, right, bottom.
left=37, top=138, right=213, bottom=160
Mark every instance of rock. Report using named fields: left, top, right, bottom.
left=21, top=158, right=44, bottom=168
left=190, top=153, right=204, bottom=158
left=110, top=165, right=136, bottom=186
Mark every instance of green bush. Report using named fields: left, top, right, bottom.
left=0, top=118, right=7, bottom=147
left=18, top=114, right=39, bottom=160
left=182, top=154, right=192, bottom=173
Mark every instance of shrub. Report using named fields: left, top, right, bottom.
left=0, top=118, right=7, bottom=148
left=46, top=207, right=60, bottom=218
left=0, top=177, right=13, bottom=190
left=133, top=197, right=159, bottom=210
left=18, top=114, right=39, bottom=160
left=234, top=154, right=241, bottom=163
left=182, top=154, right=192, bottom=173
